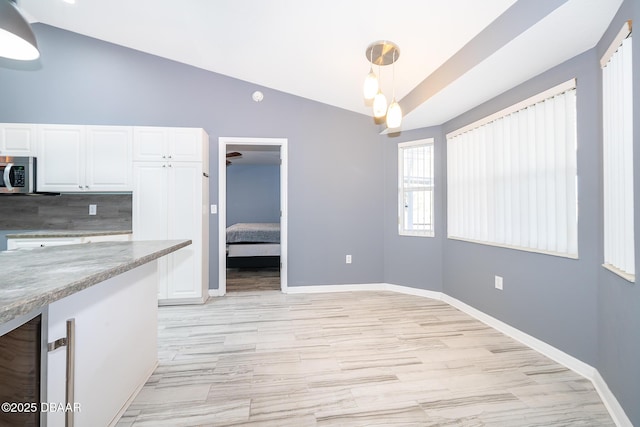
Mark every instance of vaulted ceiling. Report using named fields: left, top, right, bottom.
left=19, top=0, right=623, bottom=132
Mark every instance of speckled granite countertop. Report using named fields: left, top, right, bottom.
left=0, top=240, right=190, bottom=325
left=6, top=230, right=132, bottom=239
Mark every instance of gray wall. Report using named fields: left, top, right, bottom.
left=382, top=127, right=444, bottom=291
left=226, top=165, right=280, bottom=226
left=0, top=24, right=385, bottom=289
left=596, top=1, right=639, bottom=425
left=441, top=49, right=601, bottom=365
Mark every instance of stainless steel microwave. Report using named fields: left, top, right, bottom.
left=0, top=156, right=36, bottom=194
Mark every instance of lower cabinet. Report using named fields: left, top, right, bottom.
left=46, top=262, right=158, bottom=427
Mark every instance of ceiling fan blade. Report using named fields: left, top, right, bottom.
left=226, top=151, right=242, bottom=158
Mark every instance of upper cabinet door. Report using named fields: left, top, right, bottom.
left=132, top=127, right=169, bottom=161
left=86, top=126, right=133, bottom=191
left=0, top=123, right=37, bottom=156
left=169, top=128, right=203, bottom=162
left=133, top=127, right=203, bottom=162
left=37, top=125, right=86, bottom=192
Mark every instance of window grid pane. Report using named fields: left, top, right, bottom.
left=399, top=140, right=434, bottom=236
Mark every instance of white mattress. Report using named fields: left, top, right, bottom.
left=227, top=243, right=280, bottom=257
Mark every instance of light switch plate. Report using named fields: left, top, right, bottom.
left=210, top=204, right=217, bottom=214
left=89, top=204, right=97, bottom=215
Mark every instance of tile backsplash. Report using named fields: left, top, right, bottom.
left=0, top=193, right=132, bottom=231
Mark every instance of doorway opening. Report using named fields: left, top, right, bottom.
left=218, top=137, right=288, bottom=295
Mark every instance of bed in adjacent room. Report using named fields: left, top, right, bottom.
left=226, top=222, right=280, bottom=257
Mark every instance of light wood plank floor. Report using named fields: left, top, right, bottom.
left=117, top=289, right=614, bottom=426
left=226, top=267, right=280, bottom=292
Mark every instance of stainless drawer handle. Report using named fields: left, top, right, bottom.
left=48, top=318, right=76, bottom=427
left=47, top=337, right=67, bottom=351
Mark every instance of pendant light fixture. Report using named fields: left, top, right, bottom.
left=363, top=40, right=401, bottom=128
left=0, top=0, right=40, bottom=61
left=372, top=63, right=387, bottom=118
left=385, top=50, right=402, bottom=129
left=362, top=48, right=378, bottom=100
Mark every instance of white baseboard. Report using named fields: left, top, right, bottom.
left=285, top=282, right=631, bottom=427
left=592, top=370, right=634, bottom=427
left=110, top=361, right=158, bottom=427
left=440, top=294, right=596, bottom=379
left=159, top=296, right=207, bottom=305
left=284, top=283, right=388, bottom=294
left=382, top=283, right=443, bottom=301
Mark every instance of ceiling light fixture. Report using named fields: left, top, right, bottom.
left=363, top=47, right=378, bottom=100
left=372, top=62, right=387, bottom=119
left=364, top=40, right=401, bottom=129
left=386, top=50, right=402, bottom=129
left=0, top=0, right=40, bottom=60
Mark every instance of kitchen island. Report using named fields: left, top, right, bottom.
left=0, top=240, right=190, bottom=427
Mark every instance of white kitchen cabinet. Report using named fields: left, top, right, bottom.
left=37, top=125, right=133, bottom=192
left=132, top=128, right=209, bottom=304
left=85, top=126, right=133, bottom=191
left=36, top=125, right=85, bottom=192
left=46, top=261, right=158, bottom=427
left=0, top=123, right=36, bottom=156
left=133, top=126, right=203, bottom=162
left=132, top=162, right=170, bottom=299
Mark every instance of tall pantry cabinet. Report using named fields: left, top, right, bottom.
left=132, top=127, right=210, bottom=304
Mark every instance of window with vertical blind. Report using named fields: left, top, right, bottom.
left=446, top=80, right=578, bottom=257
left=399, top=139, right=434, bottom=237
left=602, top=21, right=634, bottom=282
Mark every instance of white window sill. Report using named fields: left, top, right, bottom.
left=602, top=263, right=635, bottom=283
left=399, top=231, right=434, bottom=238
left=446, top=236, right=579, bottom=260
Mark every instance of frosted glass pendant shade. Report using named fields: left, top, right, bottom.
left=373, top=91, right=387, bottom=118
left=363, top=68, right=378, bottom=100
left=386, top=99, right=402, bottom=128
left=0, top=0, right=40, bottom=60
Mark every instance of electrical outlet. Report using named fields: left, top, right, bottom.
left=495, top=275, right=503, bottom=290
left=89, top=204, right=97, bottom=216
left=346, top=255, right=352, bottom=264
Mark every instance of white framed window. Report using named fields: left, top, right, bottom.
left=446, top=80, right=578, bottom=258
left=602, top=21, right=634, bottom=282
left=399, top=139, right=434, bottom=237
